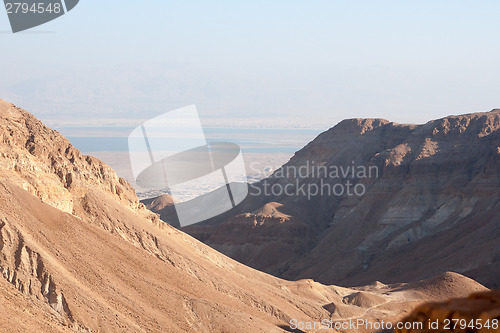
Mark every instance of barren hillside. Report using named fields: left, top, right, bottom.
left=179, top=110, right=500, bottom=289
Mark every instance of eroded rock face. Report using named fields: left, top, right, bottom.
left=0, top=99, right=143, bottom=215
left=181, top=109, right=500, bottom=288
left=0, top=99, right=162, bottom=331
left=396, top=290, right=500, bottom=333
left=0, top=223, right=74, bottom=324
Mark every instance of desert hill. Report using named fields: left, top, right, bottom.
left=174, top=110, right=500, bottom=288
left=141, top=193, right=178, bottom=227
left=0, top=99, right=490, bottom=331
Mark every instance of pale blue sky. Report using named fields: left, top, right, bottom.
left=1, top=1, right=499, bottom=127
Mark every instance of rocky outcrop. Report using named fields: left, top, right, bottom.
left=0, top=225, right=78, bottom=329
left=141, top=194, right=179, bottom=227
left=0, top=99, right=145, bottom=215
left=396, top=290, right=500, bottom=333
left=181, top=109, right=500, bottom=289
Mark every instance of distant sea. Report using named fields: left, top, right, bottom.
left=59, top=126, right=324, bottom=200
left=60, top=127, right=323, bottom=154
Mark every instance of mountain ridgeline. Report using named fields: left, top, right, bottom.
left=164, top=110, right=500, bottom=289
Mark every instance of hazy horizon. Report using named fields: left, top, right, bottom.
left=2, top=1, right=500, bottom=128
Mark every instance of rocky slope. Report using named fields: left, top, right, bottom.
left=178, top=110, right=500, bottom=288
left=1, top=99, right=490, bottom=332
left=0, top=99, right=141, bottom=215
left=396, top=290, right=500, bottom=333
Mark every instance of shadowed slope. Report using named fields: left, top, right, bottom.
left=179, top=111, right=500, bottom=288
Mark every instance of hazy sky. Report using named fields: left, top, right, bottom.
left=1, top=1, right=499, bottom=127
